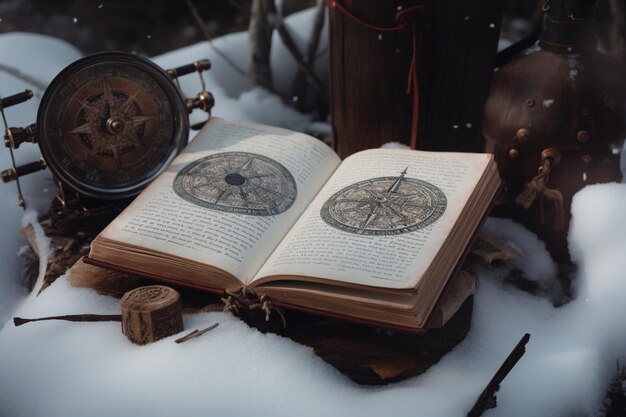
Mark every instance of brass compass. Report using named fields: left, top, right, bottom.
left=1, top=51, right=214, bottom=208
left=38, top=52, right=189, bottom=200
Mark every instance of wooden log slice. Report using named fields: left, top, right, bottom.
left=120, top=285, right=184, bottom=345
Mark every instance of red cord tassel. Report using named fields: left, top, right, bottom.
left=327, top=0, right=424, bottom=149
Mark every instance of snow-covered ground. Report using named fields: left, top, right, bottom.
left=1, top=9, right=626, bottom=417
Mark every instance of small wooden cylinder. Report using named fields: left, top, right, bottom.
left=120, top=285, right=183, bottom=345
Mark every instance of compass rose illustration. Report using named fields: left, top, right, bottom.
left=173, top=151, right=297, bottom=216
left=320, top=168, right=447, bottom=235
left=68, top=76, right=156, bottom=170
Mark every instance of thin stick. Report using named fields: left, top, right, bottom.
left=0, top=64, right=47, bottom=93
left=175, top=323, right=219, bottom=344
left=467, top=333, right=531, bottom=417
left=266, top=0, right=326, bottom=94
left=187, top=0, right=249, bottom=77
left=292, top=0, right=328, bottom=111
left=13, top=314, right=122, bottom=327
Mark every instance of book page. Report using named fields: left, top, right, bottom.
left=98, top=118, right=340, bottom=283
left=254, top=148, right=491, bottom=289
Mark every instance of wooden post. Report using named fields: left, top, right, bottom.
left=329, top=0, right=503, bottom=158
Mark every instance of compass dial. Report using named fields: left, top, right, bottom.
left=320, top=171, right=447, bottom=236
left=37, top=52, right=188, bottom=199
left=173, top=151, right=297, bottom=216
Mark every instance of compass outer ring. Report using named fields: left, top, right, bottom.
left=37, top=51, right=189, bottom=200
left=173, top=151, right=298, bottom=216
left=320, top=176, right=448, bottom=236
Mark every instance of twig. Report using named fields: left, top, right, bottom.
left=175, top=322, right=219, bottom=343
left=0, top=64, right=47, bottom=94
left=292, top=0, right=328, bottom=111
left=266, top=0, right=326, bottom=95
left=467, top=333, right=531, bottom=417
left=187, top=0, right=249, bottom=77
left=249, top=295, right=287, bottom=327
left=13, top=314, right=122, bottom=326
left=249, top=0, right=275, bottom=89
left=221, top=289, right=287, bottom=328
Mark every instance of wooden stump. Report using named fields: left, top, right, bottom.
left=120, top=285, right=184, bottom=345
left=329, top=0, right=503, bottom=157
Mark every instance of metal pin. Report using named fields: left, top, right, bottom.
left=1, top=107, right=25, bottom=208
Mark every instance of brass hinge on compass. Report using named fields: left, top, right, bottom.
left=166, top=59, right=215, bottom=129
left=0, top=90, right=46, bottom=208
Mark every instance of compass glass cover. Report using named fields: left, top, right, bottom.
left=37, top=52, right=188, bottom=199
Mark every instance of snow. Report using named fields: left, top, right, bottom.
left=2, top=9, right=626, bottom=417
left=0, top=33, right=82, bottom=326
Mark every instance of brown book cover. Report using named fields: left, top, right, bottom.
left=86, top=118, right=501, bottom=334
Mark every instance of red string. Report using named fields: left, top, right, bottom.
left=327, top=0, right=424, bottom=149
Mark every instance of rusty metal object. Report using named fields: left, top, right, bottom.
left=483, top=1, right=625, bottom=263
left=1, top=53, right=214, bottom=209
left=576, top=130, right=589, bottom=143
left=4, top=123, right=37, bottom=149
left=515, top=128, right=530, bottom=142
left=508, top=148, right=519, bottom=159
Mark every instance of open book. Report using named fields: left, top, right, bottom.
left=87, top=118, right=501, bottom=333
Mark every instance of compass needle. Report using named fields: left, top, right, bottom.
left=365, top=189, right=380, bottom=199
left=215, top=186, right=233, bottom=204
left=321, top=170, right=447, bottom=235
left=121, top=132, right=147, bottom=149
left=69, top=123, right=93, bottom=135
left=101, top=77, right=115, bottom=116
left=128, top=115, right=156, bottom=127
left=362, top=203, right=381, bottom=228
left=73, top=98, right=102, bottom=116
left=388, top=205, right=410, bottom=224
left=247, top=173, right=273, bottom=181
left=101, top=77, right=114, bottom=102
left=109, top=141, right=123, bottom=169
left=255, top=184, right=282, bottom=197
left=387, top=167, right=408, bottom=194
left=119, top=91, right=140, bottom=114
left=237, top=186, right=249, bottom=206
left=239, top=156, right=254, bottom=172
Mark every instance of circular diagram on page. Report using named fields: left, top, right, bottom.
left=173, top=151, right=297, bottom=216
left=320, top=169, right=447, bottom=236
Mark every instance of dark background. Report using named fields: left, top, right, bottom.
left=0, top=0, right=252, bottom=55
left=0, top=0, right=320, bottom=56
left=0, top=0, right=623, bottom=57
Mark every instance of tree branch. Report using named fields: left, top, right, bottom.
left=265, top=0, right=326, bottom=96
left=292, top=0, right=328, bottom=111
left=249, top=0, right=275, bottom=89
left=187, top=0, right=249, bottom=77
